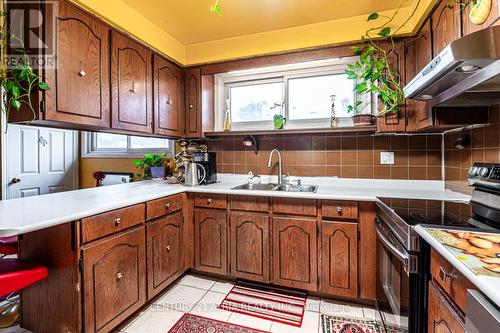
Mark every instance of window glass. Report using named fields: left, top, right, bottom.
left=95, top=133, right=127, bottom=149
left=130, top=136, right=170, bottom=149
left=288, top=74, right=354, bottom=120
left=229, top=81, right=284, bottom=123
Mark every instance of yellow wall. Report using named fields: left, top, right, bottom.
left=79, top=158, right=138, bottom=189
left=69, top=0, right=438, bottom=66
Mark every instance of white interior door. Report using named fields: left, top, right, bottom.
left=5, top=124, right=78, bottom=199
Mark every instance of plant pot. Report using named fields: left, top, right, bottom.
left=352, top=114, right=375, bottom=126
left=150, top=166, right=165, bottom=178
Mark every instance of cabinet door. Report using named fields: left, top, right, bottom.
left=377, top=41, right=407, bottom=133
left=146, top=211, right=182, bottom=299
left=44, top=0, right=110, bottom=127
left=432, top=0, right=462, bottom=56
left=153, top=54, right=183, bottom=137
left=428, top=281, right=465, bottom=333
left=194, top=208, right=228, bottom=275
left=184, top=67, right=202, bottom=138
left=111, top=31, right=153, bottom=133
left=272, top=217, right=317, bottom=291
left=230, top=212, right=269, bottom=283
left=320, top=221, right=358, bottom=298
left=405, top=20, right=433, bottom=131
left=82, top=227, right=146, bottom=333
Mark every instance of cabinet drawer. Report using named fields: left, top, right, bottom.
left=230, top=195, right=269, bottom=212
left=272, top=198, right=317, bottom=216
left=194, top=193, right=227, bottom=209
left=81, top=204, right=145, bottom=243
left=430, top=249, right=475, bottom=313
left=322, top=201, right=358, bottom=220
left=146, top=194, right=183, bottom=220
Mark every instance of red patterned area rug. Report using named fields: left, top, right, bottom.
left=320, top=314, right=407, bottom=333
left=219, top=280, right=307, bottom=327
left=167, top=313, right=268, bottom=333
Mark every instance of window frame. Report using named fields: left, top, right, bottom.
left=81, top=132, right=174, bottom=158
left=215, top=57, right=372, bottom=131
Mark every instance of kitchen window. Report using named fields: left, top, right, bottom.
left=216, top=57, right=371, bottom=130
left=82, top=132, right=174, bottom=157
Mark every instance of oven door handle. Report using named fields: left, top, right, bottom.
left=375, top=219, right=410, bottom=267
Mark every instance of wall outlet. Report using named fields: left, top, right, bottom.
left=380, top=152, right=395, bottom=165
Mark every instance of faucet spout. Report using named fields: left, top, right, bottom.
left=267, top=149, right=283, bottom=185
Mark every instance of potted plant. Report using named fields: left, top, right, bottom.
left=133, top=153, right=169, bottom=179
left=346, top=100, right=376, bottom=126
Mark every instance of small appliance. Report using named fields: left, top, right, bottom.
left=192, top=152, right=217, bottom=184
left=184, top=162, right=206, bottom=187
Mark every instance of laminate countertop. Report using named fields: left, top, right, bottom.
left=0, top=174, right=470, bottom=237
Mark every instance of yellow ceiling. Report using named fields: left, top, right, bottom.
left=70, top=0, right=437, bottom=66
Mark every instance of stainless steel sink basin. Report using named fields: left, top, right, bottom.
left=231, top=183, right=318, bottom=193
left=275, top=184, right=319, bottom=193
left=231, top=183, right=279, bottom=191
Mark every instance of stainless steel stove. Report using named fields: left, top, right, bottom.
left=375, top=163, right=500, bottom=333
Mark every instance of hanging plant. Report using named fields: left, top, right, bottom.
left=0, top=7, right=50, bottom=125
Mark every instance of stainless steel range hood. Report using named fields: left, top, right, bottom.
left=404, top=26, right=500, bottom=108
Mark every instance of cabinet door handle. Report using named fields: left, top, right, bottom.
left=207, top=198, right=212, bottom=204
left=116, top=272, right=123, bottom=280
left=189, top=104, right=194, bottom=109
left=439, top=266, right=456, bottom=284
left=167, top=94, right=172, bottom=105
left=130, top=82, right=137, bottom=93
left=165, top=203, right=171, bottom=209
left=114, top=218, right=121, bottom=226
left=166, top=245, right=171, bottom=252
left=337, top=207, right=343, bottom=215
left=78, top=70, right=86, bottom=77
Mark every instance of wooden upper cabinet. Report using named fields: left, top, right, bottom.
left=462, top=0, right=499, bottom=36
left=82, top=227, right=146, bottom=333
left=146, top=211, right=183, bottom=299
left=111, top=31, right=153, bottom=133
left=320, top=221, right=358, bottom=298
left=44, top=0, right=110, bottom=127
left=184, top=67, right=202, bottom=138
left=230, top=212, right=270, bottom=283
left=194, top=208, right=228, bottom=275
left=432, top=0, right=462, bottom=56
left=272, top=217, right=317, bottom=291
left=377, top=41, right=408, bottom=133
left=428, top=281, right=465, bottom=333
left=405, top=20, right=434, bottom=132
left=153, top=54, right=183, bottom=137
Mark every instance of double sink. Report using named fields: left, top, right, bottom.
left=231, top=183, right=319, bottom=193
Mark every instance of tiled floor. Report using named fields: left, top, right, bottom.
left=2, top=273, right=378, bottom=333
left=116, top=273, right=378, bottom=333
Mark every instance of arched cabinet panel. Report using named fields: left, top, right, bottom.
left=194, top=208, right=228, bottom=275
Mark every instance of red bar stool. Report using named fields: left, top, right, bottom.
left=0, top=237, right=17, bottom=259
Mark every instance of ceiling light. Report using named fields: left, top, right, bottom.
left=417, top=94, right=433, bottom=100
left=456, top=65, right=481, bottom=73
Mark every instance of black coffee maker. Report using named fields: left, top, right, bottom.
left=192, top=152, right=217, bottom=184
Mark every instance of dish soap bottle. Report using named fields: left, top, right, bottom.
left=224, top=99, right=231, bottom=131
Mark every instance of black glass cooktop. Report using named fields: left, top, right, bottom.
left=378, top=198, right=473, bottom=227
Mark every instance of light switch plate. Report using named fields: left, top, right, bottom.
left=380, top=152, right=395, bottom=165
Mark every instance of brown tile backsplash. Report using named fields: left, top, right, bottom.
left=206, top=132, right=443, bottom=180
left=444, top=106, right=500, bottom=194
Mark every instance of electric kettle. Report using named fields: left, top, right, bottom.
left=184, top=162, right=206, bottom=186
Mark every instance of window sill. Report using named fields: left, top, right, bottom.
left=204, top=125, right=377, bottom=137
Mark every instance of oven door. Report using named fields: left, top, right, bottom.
left=376, top=217, right=423, bottom=333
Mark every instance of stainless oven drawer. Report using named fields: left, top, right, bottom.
left=465, top=290, right=500, bottom=333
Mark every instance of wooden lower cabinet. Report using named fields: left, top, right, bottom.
left=82, top=226, right=146, bottom=333
left=272, top=217, right=317, bottom=291
left=320, top=221, right=358, bottom=298
left=146, top=211, right=183, bottom=299
left=230, top=212, right=270, bottom=282
left=194, top=208, right=228, bottom=275
left=428, top=281, right=465, bottom=333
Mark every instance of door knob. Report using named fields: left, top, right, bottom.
left=78, top=70, right=86, bottom=77
left=11, top=177, right=21, bottom=184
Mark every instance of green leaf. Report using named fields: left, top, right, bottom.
left=378, top=27, right=391, bottom=37
left=350, top=46, right=361, bottom=53
left=10, top=99, right=21, bottom=109
left=360, top=51, right=368, bottom=64
left=367, top=13, right=379, bottom=21
left=210, top=1, right=222, bottom=16
left=354, top=82, right=368, bottom=93
left=0, top=10, right=6, bottom=16
left=38, top=81, right=50, bottom=91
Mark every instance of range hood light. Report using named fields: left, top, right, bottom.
left=456, top=65, right=481, bottom=73
left=417, top=94, right=433, bottom=100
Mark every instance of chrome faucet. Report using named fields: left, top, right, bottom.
left=267, top=149, right=283, bottom=185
